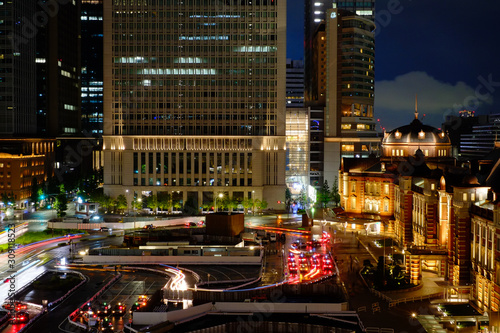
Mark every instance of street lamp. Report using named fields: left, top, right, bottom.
left=214, top=192, right=223, bottom=212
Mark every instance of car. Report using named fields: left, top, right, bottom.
left=143, top=224, right=155, bottom=229
left=100, top=317, right=113, bottom=331
left=197, top=220, right=205, bottom=226
left=10, top=311, right=29, bottom=324
left=311, top=255, right=319, bottom=268
left=137, top=295, right=149, bottom=306
left=99, top=227, right=109, bottom=232
left=80, top=303, right=96, bottom=317
left=184, top=222, right=197, bottom=228
left=300, top=263, right=308, bottom=273
left=288, top=262, right=298, bottom=274
left=129, top=302, right=141, bottom=313
left=112, top=302, right=126, bottom=316
left=299, top=254, right=307, bottom=264
left=96, top=302, right=111, bottom=317
left=2, top=301, right=27, bottom=311
left=322, top=255, right=333, bottom=271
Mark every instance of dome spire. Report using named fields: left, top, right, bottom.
left=415, top=94, right=418, bottom=120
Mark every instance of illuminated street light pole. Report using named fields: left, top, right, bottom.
left=214, top=192, right=223, bottom=212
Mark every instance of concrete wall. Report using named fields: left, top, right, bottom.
left=48, top=217, right=201, bottom=230
left=133, top=302, right=349, bottom=326
left=80, top=254, right=262, bottom=265
left=206, top=213, right=244, bottom=237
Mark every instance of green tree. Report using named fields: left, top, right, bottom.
left=298, top=187, right=307, bottom=209
left=260, top=199, right=268, bottom=211
left=182, top=197, right=198, bottom=216
left=226, top=196, right=239, bottom=212
left=202, top=203, right=212, bottom=213
left=285, top=188, right=292, bottom=212
left=173, top=200, right=182, bottom=212
left=1, top=193, right=15, bottom=207
left=99, top=194, right=113, bottom=212
left=116, top=194, right=128, bottom=213
left=30, top=177, right=39, bottom=207
left=145, top=195, right=159, bottom=214
left=254, top=199, right=268, bottom=213
left=132, top=198, right=143, bottom=210
left=158, top=192, right=172, bottom=212
left=242, top=198, right=253, bottom=214
left=54, top=193, right=68, bottom=218
left=331, top=176, right=341, bottom=207
left=317, top=180, right=331, bottom=208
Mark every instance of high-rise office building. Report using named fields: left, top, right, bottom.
left=286, top=59, right=305, bottom=108
left=304, top=2, right=379, bottom=189
left=36, top=0, right=82, bottom=137
left=304, top=0, right=374, bottom=103
left=81, top=0, right=104, bottom=136
left=443, top=113, right=500, bottom=160
left=0, top=1, right=37, bottom=136
left=103, top=0, right=287, bottom=209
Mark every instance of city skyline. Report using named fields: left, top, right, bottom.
left=288, top=0, right=500, bottom=131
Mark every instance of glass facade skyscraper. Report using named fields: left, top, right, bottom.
left=81, top=0, right=104, bottom=136
left=103, top=0, right=287, bottom=208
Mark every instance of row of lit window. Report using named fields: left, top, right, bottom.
left=114, top=90, right=276, bottom=98
left=133, top=152, right=252, bottom=175
left=112, top=22, right=277, bottom=30
left=342, top=83, right=374, bottom=91
left=113, top=32, right=277, bottom=41
left=133, top=177, right=253, bottom=187
left=113, top=0, right=278, bottom=8
left=112, top=45, right=279, bottom=55
left=112, top=11, right=277, bottom=19
left=113, top=102, right=277, bottom=111
left=113, top=68, right=277, bottom=76
left=341, top=124, right=374, bottom=130
left=115, top=125, right=273, bottom=136
left=113, top=79, right=278, bottom=88
left=114, top=113, right=276, bottom=121
left=113, top=56, right=277, bottom=65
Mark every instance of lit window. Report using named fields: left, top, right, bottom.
left=471, top=193, right=476, bottom=201
left=418, top=130, right=425, bottom=139
left=463, top=193, right=467, bottom=201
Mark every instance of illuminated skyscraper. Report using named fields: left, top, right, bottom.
left=81, top=0, right=104, bottom=136
left=304, top=1, right=379, bottom=188
left=103, top=0, right=287, bottom=209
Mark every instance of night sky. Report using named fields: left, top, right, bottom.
left=287, top=0, right=500, bottom=131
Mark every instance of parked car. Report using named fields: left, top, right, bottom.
left=99, top=227, right=109, bottom=232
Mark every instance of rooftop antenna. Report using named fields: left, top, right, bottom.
left=415, top=94, right=418, bottom=120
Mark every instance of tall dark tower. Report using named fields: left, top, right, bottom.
left=304, top=0, right=378, bottom=189
left=81, top=0, right=103, bottom=137
left=0, top=1, right=37, bottom=136
left=37, top=0, right=82, bottom=137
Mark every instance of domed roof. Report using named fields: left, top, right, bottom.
left=383, top=118, right=450, bottom=145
